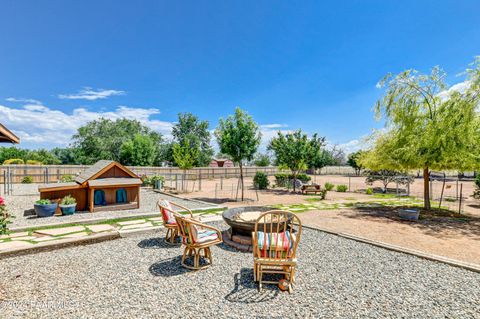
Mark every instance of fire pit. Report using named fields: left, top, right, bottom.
left=222, top=206, right=292, bottom=252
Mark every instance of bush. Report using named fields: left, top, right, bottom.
left=253, top=172, right=269, bottom=190
left=324, top=182, right=334, bottom=191
left=366, top=187, right=373, bottom=195
left=35, top=199, right=52, bottom=205
left=60, top=175, right=75, bottom=182
left=0, top=196, right=12, bottom=235
left=336, top=184, right=348, bottom=192
left=295, top=173, right=311, bottom=183
left=3, top=158, right=24, bottom=165
left=21, top=176, right=33, bottom=184
left=61, top=195, right=76, bottom=205
left=26, top=160, right=43, bottom=165
left=274, top=173, right=289, bottom=187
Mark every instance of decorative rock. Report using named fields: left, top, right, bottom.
left=34, top=226, right=86, bottom=236
left=87, top=224, right=116, bottom=233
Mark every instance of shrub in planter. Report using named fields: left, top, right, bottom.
left=60, top=195, right=77, bottom=215
left=253, top=172, right=269, bottom=190
left=324, top=182, right=334, bottom=191
left=34, top=199, right=58, bottom=217
left=336, top=184, right=348, bottom=192
left=21, top=176, right=33, bottom=184
left=150, top=175, right=165, bottom=189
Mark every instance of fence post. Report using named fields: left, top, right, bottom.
left=348, top=175, right=351, bottom=192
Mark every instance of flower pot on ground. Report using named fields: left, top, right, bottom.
left=398, top=208, right=420, bottom=221
left=59, top=195, right=77, bottom=215
left=34, top=199, right=58, bottom=217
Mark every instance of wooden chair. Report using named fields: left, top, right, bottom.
left=174, top=214, right=222, bottom=270
left=157, top=199, right=193, bottom=245
left=253, top=210, right=302, bottom=293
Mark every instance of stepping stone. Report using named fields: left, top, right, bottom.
left=117, top=219, right=146, bottom=226
left=87, top=224, right=116, bottom=233
left=34, top=226, right=85, bottom=236
left=0, top=231, right=30, bottom=239
left=121, top=222, right=153, bottom=230
left=147, top=217, right=164, bottom=222
left=0, top=240, right=33, bottom=251
left=11, top=236, right=37, bottom=241
left=62, top=232, right=89, bottom=239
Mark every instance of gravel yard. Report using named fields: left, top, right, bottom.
left=4, top=185, right=217, bottom=229
left=0, top=222, right=478, bottom=319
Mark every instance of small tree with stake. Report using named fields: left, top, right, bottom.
left=172, top=139, right=199, bottom=192
left=215, top=108, right=261, bottom=201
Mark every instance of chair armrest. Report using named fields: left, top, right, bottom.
left=170, top=202, right=193, bottom=218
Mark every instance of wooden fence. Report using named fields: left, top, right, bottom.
left=0, top=165, right=280, bottom=184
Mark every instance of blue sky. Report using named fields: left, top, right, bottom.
left=1, top=1, right=479, bottom=152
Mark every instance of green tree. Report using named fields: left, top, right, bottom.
left=0, top=147, right=28, bottom=164
left=172, top=113, right=213, bottom=167
left=51, top=147, right=80, bottom=164
left=172, top=138, right=200, bottom=192
left=120, top=134, right=157, bottom=166
left=26, top=149, right=61, bottom=165
left=269, top=130, right=319, bottom=192
left=214, top=107, right=261, bottom=200
left=72, top=118, right=162, bottom=164
left=347, top=150, right=364, bottom=176
left=253, top=153, right=271, bottom=167
left=308, top=136, right=330, bottom=171
left=361, top=58, right=480, bottom=209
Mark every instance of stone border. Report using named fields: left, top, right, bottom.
left=303, top=225, right=480, bottom=273
left=0, top=231, right=120, bottom=260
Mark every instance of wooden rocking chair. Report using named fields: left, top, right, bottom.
left=174, top=214, right=222, bottom=270
left=157, top=199, right=193, bottom=245
left=253, top=210, right=302, bottom=293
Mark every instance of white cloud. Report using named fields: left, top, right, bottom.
left=260, top=124, right=288, bottom=129
left=0, top=103, right=173, bottom=148
left=6, top=97, right=42, bottom=104
left=437, top=80, right=471, bottom=101
left=58, top=87, right=126, bottom=100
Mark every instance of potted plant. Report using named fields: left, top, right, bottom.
left=59, top=195, right=77, bottom=215
left=398, top=208, right=420, bottom=221
left=34, top=199, right=58, bottom=217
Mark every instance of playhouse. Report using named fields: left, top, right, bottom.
left=39, top=160, right=142, bottom=213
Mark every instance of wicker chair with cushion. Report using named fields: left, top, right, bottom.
left=174, top=214, right=223, bottom=270
left=253, top=210, right=302, bottom=293
left=157, top=199, right=193, bottom=245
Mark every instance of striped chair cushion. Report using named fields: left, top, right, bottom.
left=190, top=225, right=218, bottom=244
left=256, top=231, right=295, bottom=258
left=159, top=200, right=176, bottom=224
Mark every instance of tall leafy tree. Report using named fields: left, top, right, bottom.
left=347, top=150, right=364, bottom=176
left=361, top=58, right=480, bottom=209
left=120, top=134, right=157, bottom=166
left=172, top=113, right=213, bottom=167
left=72, top=118, right=162, bottom=164
left=215, top=107, right=261, bottom=200
left=269, top=130, right=321, bottom=191
left=308, top=135, right=330, bottom=171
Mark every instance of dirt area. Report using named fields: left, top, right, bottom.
left=300, top=208, right=480, bottom=265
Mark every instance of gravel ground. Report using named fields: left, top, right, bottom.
left=0, top=222, right=478, bottom=319
left=3, top=185, right=217, bottom=229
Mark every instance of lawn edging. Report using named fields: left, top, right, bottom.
left=304, top=225, right=480, bottom=273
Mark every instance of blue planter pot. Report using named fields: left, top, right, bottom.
left=398, top=209, right=420, bottom=221
left=34, top=202, right=58, bottom=217
left=60, top=204, right=76, bottom=215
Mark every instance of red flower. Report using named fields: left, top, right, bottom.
left=0, top=196, right=4, bottom=206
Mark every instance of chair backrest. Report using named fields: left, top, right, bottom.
left=174, top=214, right=195, bottom=245
left=253, top=210, right=302, bottom=260
left=157, top=199, right=177, bottom=225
